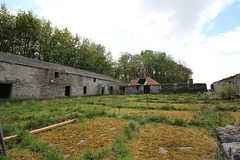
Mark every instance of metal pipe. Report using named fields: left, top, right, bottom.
left=0, top=124, right=6, bottom=156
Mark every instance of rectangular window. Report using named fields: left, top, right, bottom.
left=93, top=78, right=96, bottom=82
left=136, top=86, right=139, bottom=90
left=55, top=72, right=59, bottom=78
left=83, top=86, right=87, bottom=94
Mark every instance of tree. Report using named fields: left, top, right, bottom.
left=15, top=10, right=41, bottom=58
left=0, top=3, right=15, bottom=53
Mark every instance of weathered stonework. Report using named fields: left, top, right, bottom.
left=0, top=52, right=119, bottom=100
left=215, top=125, right=240, bottom=160
left=211, top=73, right=240, bottom=96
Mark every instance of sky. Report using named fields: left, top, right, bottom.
left=1, top=0, right=240, bottom=88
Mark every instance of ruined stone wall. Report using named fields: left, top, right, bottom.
left=150, top=85, right=161, bottom=94
left=211, top=74, right=240, bottom=96
left=159, top=83, right=207, bottom=94
left=125, top=85, right=143, bottom=94
left=0, top=62, right=119, bottom=100
left=215, top=125, right=240, bottom=160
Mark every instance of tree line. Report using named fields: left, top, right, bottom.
left=0, top=3, right=192, bottom=84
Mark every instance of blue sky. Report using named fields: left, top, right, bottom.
left=1, top=0, right=240, bottom=87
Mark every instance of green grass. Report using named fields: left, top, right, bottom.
left=0, top=93, right=239, bottom=159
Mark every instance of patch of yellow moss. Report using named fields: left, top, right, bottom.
left=37, top=118, right=128, bottom=158
left=7, top=146, right=43, bottom=160
left=127, top=123, right=217, bottom=160
left=110, top=109, right=197, bottom=121
left=227, top=111, right=240, bottom=124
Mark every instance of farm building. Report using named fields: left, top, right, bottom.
left=123, top=77, right=207, bottom=95
left=211, top=73, right=240, bottom=96
left=124, top=77, right=161, bottom=94
left=0, top=52, right=119, bottom=100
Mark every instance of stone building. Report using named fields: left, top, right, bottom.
left=0, top=52, right=119, bottom=100
left=123, top=77, right=207, bottom=95
left=211, top=73, right=240, bottom=96
left=124, top=77, right=161, bottom=94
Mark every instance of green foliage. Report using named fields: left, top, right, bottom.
left=218, top=85, right=239, bottom=100
left=147, top=115, right=172, bottom=124
left=161, top=104, right=177, bottom=111
left=113, top=136, right=130, bottom=159
left=116, top=50, right=193, bottom=83
left=14, top=130, right=63, bottom=159
left=173, top=118, right=188, bottom=127
left=123, top=126, right=133, bottom=140
left=0, top=3, right=115, bottom=77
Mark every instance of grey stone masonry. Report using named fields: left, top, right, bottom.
left=215, top=125, right=240, bottom=160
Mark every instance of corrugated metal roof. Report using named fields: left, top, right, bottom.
left=126, top=77, right=160, bottom=86
left=0, top=52, right=116, bottom=82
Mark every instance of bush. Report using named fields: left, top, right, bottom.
left=161, top=104, right=176, bottom=111
left=147, top=115, right=172, bottom=124
left=123, top=126, right=133, bottom=140
left=218, top=85, right=239, bottom=100
left=173, top=118, right=188, bottom=127
left=113, top=136, right=130, bottom=159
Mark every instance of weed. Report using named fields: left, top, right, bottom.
left=173, top=118, right=188, bottom=127
left=123, top=126, right=133, bottom=140
left=113, top=136, right=130, bottom=159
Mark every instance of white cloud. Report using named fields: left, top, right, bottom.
left=35, top=0, right=240, bottom=87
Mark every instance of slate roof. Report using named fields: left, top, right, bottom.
left=0, top=52, right=116, bottom=82
left=126, top=77, right=160, bottom=86
left=212, top=73, right=240, bottom=84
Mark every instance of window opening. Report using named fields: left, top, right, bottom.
left=0, top=83, right=12, bottom=99
left=55, top=72, right=59, bottom=78
left=138, top=78, right=146, bottom=84
left=93, top=78, right=96, bottom=82
left=65, top=86, right=71, bottom=97
left=136, top=86, right=139, bottom=90
left=83, top=86, right=87, bottom=94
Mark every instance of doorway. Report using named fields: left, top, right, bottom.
left=144, top=85, right=150, bottom=94
left=110, top=86, right=113, bottom=94
left=65, top=86, right=71, bottom=97
left=0, top=83, right=12, bottom=99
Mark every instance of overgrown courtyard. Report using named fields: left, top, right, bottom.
left=0, top=93, right=240, bottom=159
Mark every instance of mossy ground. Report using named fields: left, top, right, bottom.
left=1, top=93, right=239, bottom=159
left=37, top=118, right=128, bottom=158
left=127, top=123, right=217, bottom=160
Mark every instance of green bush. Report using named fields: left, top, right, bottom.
left=113, top=136, right=130, bottom=159
left=147, top=115, right=172, bottom=124
left=173, top=118, right=188, bottom=126
left=218, top=85, right=239, bottom=100
left=123, top=126, right=133, bottom=140
left=161, top=104, right=176, bottom=111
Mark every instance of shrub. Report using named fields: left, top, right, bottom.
left=123, top=126, right=133, bottom=140
left=147, top=115, right=172, bottom=124
left=161, top=104, right=176, bottom=111
left=218, top=85, right=239, bottom=100
left=113, top=136, right=130, bottom=159
left=128, top=121, right=139, bottom=132
left=173, top=118, right=188, bottom=127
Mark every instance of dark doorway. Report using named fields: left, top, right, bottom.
left=65, top=86, right=71, bottom=97
left=144, top=85, right=150, bottom=94
left=110, top=86, right=113, bottom=94
left=102, top=87, right=105, bottom=95
left=83, top=86, right=87, bottom=94
left=0, top=83, right=12, bottom=99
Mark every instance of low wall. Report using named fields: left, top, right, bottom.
left=215, top=125, right=240, bottom=160
left=159, top=83, right=207, bottom=94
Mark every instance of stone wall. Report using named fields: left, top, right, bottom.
left=159, top=83, right=207, bottom=94
left=211, top=74, right=240, bottom=96
left=215, top=125, right=240, bottom=160
left=0, top=62, right=119, bottom=100
left=124, top=83, right=207, bottom=95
